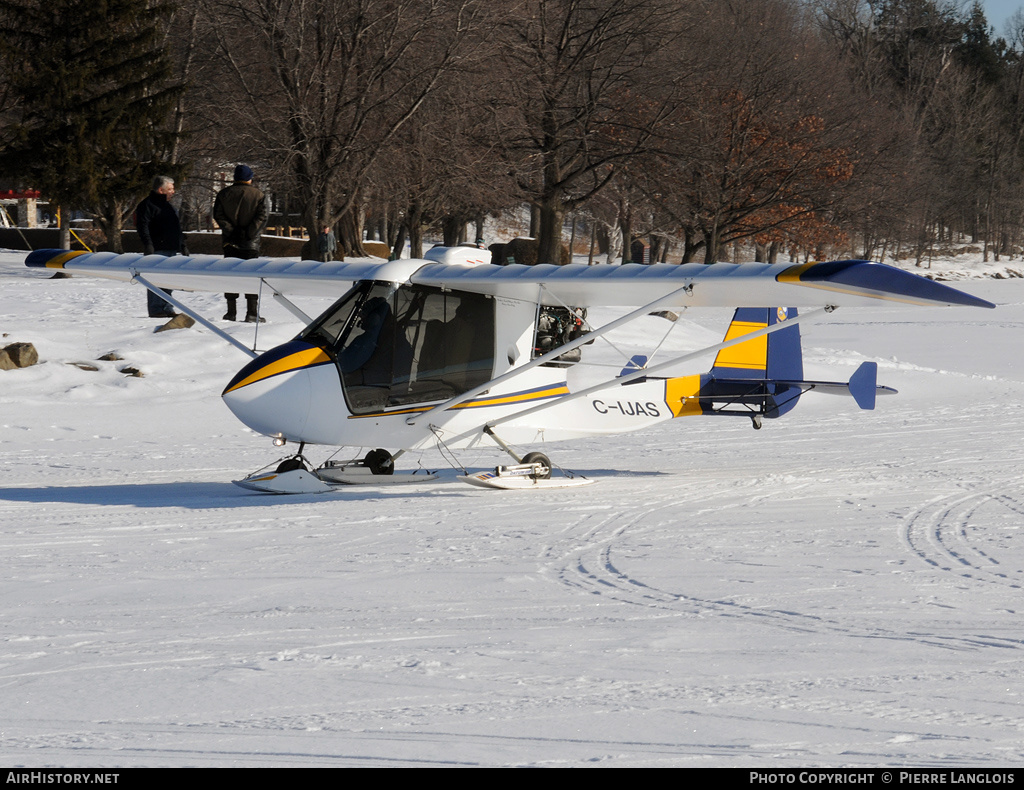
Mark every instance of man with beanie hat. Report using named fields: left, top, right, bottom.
left=213, top=164, right=269, bottom=322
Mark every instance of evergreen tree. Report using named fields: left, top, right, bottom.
left=0, top=0, right=185, bottom=251
left=955, top=1, right=1005, bottom=85
left=873, top=0, right=965, bottom=90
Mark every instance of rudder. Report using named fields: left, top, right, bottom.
left=710, top=307, right=803, bottom=417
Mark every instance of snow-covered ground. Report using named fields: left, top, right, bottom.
left=1, top=249, right=1022, bottom=767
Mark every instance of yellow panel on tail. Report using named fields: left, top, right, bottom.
left=713, top=320, right=768, bottom=372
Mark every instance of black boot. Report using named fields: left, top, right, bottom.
left=244, top=294, right=264, bottom=323
left=223, top=294, right=237, bottom=321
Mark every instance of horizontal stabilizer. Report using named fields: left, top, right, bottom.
left=774, top=361, right=897, bottom=411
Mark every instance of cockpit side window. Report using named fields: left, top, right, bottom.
left=335, top=284, right=399, bottom=413
left=321, top=283, right=494, bottom=415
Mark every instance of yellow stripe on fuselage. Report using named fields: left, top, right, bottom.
left=451, top=384, right=570, bottom=410
left=348, top=384, right=570, bottom=419
left=223, top=347, right=332, bottom=394
left=714, top=321, right=768, bottom=371
left=665, top=375, right=704, bottom=418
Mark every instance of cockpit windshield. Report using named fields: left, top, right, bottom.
left=300, top=281, right=376, bottom=349
left=299, top=282, right=495, bottom=414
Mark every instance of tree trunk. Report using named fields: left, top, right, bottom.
left=702, top=226, right=720, bottom=264
left=529, top=204, right=541, bottom=238
left=536, top=197, right=565, bottom=265
left=58, top=208, right=71, bottom=251
left=407, top=200, right=424, bottom=259
left=620, top=212, right=633, bottom=264
left=386, top=205, right=402, bottom=251
left=390, top=223, right=407, bottom=261
left=95, top=196, right=127, bottom=253
left=442, top=216, right=464, bottom=247
left=106, top=212, right=124, bottom=253
left=596, top=223, right=610, bottom=256
left=651, top=234, right=669, bottom=264
left=681, top=227, right=703, bottom=263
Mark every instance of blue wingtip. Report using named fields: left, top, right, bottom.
left=786, top=261, right=996, bottom=309
left=25, top=249, right=73, bottom=267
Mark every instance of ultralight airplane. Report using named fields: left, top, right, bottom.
left=25, top=245, right=994, bottom=492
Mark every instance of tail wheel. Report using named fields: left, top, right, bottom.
left=364, top=448, right=394, bottom=475
left=521, top=451, right=551, bottom=480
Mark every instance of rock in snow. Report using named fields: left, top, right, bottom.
left=0, top=340, right=38, bottom=369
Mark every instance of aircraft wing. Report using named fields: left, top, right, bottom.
left=26, top=249, right=993, bottom=309
left=410, top=260, right=995, bottom=309
left=24, top=249, right=384, bottom=297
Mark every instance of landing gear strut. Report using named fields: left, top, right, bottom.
left=484, top=426, right=553, bottom=479
left=276, top=441, right=310, bottom=472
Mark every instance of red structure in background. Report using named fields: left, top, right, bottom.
left=0, top=190, right=41, bottom=199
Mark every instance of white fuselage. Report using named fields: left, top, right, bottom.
left=221, top=275, right=675, bottom=453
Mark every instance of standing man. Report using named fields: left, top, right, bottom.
left=136, top=175, right=187, bottom=318
left=214, top=164, right=268, bottom=322
left=316, top=225, right=336, bottom=262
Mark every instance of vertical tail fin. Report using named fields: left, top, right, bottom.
left=711, top=307, right=803, bottom=417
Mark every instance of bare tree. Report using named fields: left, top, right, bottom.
left=489, top=0, right=686, bottom=264
left=365, top=25, right=518, bottom=258
left=204, top=0, right=485, bottom=257
left=811, top=0, right=1022, bottom=261
left=640, top=0, right=877, bottom=263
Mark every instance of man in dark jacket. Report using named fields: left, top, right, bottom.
left=214, top=164, right=268, bottom=322
left=136, top=175, right=187, bottom=318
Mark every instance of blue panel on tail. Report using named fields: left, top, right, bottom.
left=847, top=361, right=878, bottom=410
left=709, top=307, right=803, bottom=418
left=766, top=307, right=802, bottom=417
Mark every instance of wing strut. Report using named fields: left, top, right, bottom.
left=131, top=272, right=259, bottom=359
left=406, top=282, right=697, bottom=426
left=262, top=279, right=315, bottom=324
left=478, top=304, right=836, bottom=434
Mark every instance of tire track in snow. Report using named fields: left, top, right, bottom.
left=901, top=486, right=1024, bottom=590
left=549, top=481, right=1024, bottom=652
